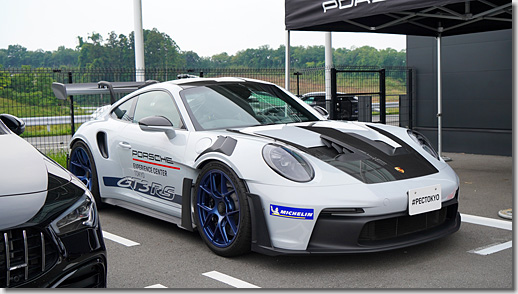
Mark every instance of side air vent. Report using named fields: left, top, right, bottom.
left=96, top=132, right=109, bottom=159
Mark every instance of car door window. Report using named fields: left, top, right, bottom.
left=304, top=97, right=315, bottom=104
left=133, top=91, right=184, bottom=129
left=111, top=97, right=136, bottom=121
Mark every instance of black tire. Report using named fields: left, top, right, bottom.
left=69, top=141, right=104, bottom=208
left=193, top=162, right=251, bottom=257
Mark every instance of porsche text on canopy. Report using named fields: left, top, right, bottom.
left=285, top=0, right=512, bottom=36
left=53, top=77, right=460, bottom=256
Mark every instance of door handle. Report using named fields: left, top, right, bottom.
left=119, top=142, right=132, bottom=149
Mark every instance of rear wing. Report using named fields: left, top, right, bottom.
left=52, top=80, right=158, bottom=104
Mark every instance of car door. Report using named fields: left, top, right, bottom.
left=99, top=95, right=142, bottom=203
left=116, top=90, right=188, bottom=216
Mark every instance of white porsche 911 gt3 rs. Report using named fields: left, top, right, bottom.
left=53, top=77, right=460, bottom=256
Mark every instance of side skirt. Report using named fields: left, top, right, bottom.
left=104, top=198, right=182, bottom=226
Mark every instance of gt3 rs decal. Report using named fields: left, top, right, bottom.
left=103, top=176, right=182, bottom=204
left=270, top=204, right=314, bottom=220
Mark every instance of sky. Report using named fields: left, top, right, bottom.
left=0, top=0, right=407, bottom=57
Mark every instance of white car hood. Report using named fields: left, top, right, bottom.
left=232, top=120, right=442, bottom=184
left=0, top=134, right=49, bottom=196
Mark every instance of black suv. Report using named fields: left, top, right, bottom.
left=0, top=114, right=107, bottom=288
left=301, top=92, right=358, bottom=120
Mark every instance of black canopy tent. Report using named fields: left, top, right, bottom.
left=286, top=0, right=511, bottom=36
left=284, top=0, right=512, bottom=157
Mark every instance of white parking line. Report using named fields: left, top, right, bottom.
left=203, top=271, right=260, bottom=288
left=470, top=241, right=513, bottom=256
left=102, top=231, right=140, bottom=247
left=145, top=284, right=168, bottom=288
left=461, top=214, right=512, bottom=256
left=461, top=213, right=512, bottom=231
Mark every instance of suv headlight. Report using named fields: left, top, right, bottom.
left=51, top=193, right=96, bottom=235
left=262, top=144, right=314, bottom=182
left=407, top=130, right=439, bottom=160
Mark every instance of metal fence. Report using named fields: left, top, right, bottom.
left=0, top=67, right=411, bottom=155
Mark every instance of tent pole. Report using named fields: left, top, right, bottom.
left=437, top=33, right=451, bottom=162
left=437, top=35, right=442, bottom=157
left=325, top=32, right=333, bottom=115
left=285, top=30, right=291, bottom=91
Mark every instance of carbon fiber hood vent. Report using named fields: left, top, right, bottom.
left=300, top=126, right=438, bottom=184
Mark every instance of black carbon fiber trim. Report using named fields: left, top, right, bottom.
left=299, top=126, right=438, bottom=183
left=196, top=136, right=237, bottom=161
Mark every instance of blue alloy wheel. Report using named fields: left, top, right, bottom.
left=69, top=141, right=103, bottom=206
left=197, top=170, right=240, bottom=247
left=194, top=162, right=251, bottom=256
left=70, top=146, right=92, bottom=190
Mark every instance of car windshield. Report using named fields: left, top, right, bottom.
left=180, top=82, right=319, bottom=130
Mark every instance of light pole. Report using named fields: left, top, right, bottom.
left=134, top=0, right=145, bottom=82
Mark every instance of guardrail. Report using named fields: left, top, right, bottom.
left=373, top=102, right=399, bottom=112
left=20, top=115, right=93, bottom=127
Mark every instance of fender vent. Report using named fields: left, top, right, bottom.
left=96, top=132, right=109, bottom=159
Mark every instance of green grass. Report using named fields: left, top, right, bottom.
left=20, top=123, right=82, bottom=138
left=0, top=97, right=68, bottom=117
left=0, top=97, right=91, bottom=117
left=373, top=109, right=400, bottom=115
left=46, top=150, right=69, bottom=169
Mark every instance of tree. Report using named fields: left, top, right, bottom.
left=182, top=50, right=212, bottom=68
left=141, top=28, right=184, bottom=68
left=51, top=46, right=79, bottom=67
left=6, top=45, right=28, bottom=67
left=1, top=28, right=406, bottom=69
left=0, top=49, right=7, bottom=67
left=210, top=52, right=231, bottom=67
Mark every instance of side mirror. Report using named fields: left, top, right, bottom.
left=0, top=114, right=25, bottom=135
left=138, top=116, right=176, bottom=139
left=313, top=106, right=329, bottom=120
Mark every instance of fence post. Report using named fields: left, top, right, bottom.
left=330, top=68, right=337, bottom=120
left=294, top=72, right=302, bottom=97
left=379, top=68, right=386, bottom=124
left=68, top=71, right=76, bottom=135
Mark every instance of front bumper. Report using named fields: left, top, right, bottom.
left=3, top=226, right=107, bottom=288
left=248, top=194, right=460, bottom=256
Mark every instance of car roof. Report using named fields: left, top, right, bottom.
left=165, top=77, right=274, bottom=89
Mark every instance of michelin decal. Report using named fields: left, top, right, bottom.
left=270, top=204, right=314, bottom=220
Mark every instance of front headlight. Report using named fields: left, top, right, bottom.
left=407, top=130, right=439, bottom=160
left=262, top=144, right=314, bottom=182
left=51, top=193, right=96, bottom=235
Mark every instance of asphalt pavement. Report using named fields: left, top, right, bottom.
left=442, top=152, right=513, bottom=219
